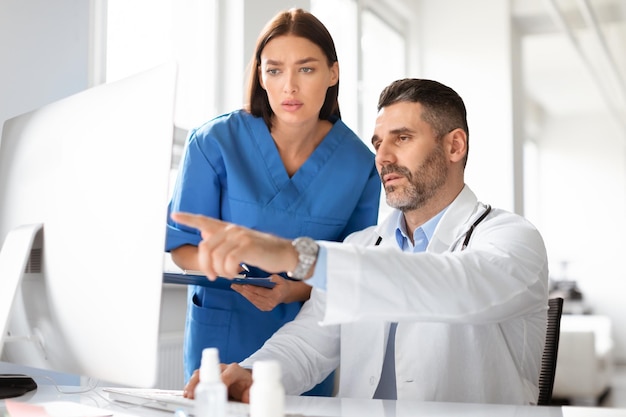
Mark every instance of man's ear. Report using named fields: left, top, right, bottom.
left=447, top=128, right=467, bottom=163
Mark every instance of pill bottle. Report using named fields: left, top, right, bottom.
left=250, top=360, right=285, bottom=417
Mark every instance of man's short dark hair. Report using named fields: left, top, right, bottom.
left=377, top=79, right=469, bottom=166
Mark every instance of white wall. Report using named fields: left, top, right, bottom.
left=532, top=111, right=626, bottom=362
left=0, top=0, right=91, bottom=130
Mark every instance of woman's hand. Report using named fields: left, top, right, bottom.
left=231, top=275, right=312, bottom=311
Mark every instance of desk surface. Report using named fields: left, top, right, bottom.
left=1, top=384, right=625, bottom=417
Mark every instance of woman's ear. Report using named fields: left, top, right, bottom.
left=258, top=66, right=266, bottom=90
left=329, top=62, right=339, bottom=87
left=447, top=128, right=467, bottom=163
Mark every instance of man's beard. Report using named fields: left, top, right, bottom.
left=381, top=145, right=448, bottom=211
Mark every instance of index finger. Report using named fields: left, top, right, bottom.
left=171, top=212, right=227, bottom=236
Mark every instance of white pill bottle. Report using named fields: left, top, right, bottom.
left=250, top=360, right=285, bottom=417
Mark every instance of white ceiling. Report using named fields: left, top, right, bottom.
left=513, top=0, right=626, bottom=122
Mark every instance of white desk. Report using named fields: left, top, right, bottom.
left=1, top=385, right=625, bottom=417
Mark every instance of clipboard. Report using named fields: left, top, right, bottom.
left=163, top=272, right=276, bottom=289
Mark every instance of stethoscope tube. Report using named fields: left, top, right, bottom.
left=461, top=204, right=492, bottom=250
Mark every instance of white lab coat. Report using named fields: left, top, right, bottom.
left=241, top=185, right=549, bottom=405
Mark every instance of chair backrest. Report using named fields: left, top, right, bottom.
left=537, top=297, right=564, bottom=406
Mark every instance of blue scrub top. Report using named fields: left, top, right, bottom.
left=166, top=110, right=380, bottom=391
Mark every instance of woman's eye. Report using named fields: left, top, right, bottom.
left=267, top=68, right=280, bottom=75
left=300, top=67, right=314, bottom=73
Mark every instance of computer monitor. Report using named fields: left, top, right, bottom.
left=0, top=62, right=176, bottom=394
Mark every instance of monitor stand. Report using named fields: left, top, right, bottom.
left=0, top=223, right=42, bottom=399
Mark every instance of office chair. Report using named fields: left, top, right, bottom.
left=537, top=297, right=564, bottom=406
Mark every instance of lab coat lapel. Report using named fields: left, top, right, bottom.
left=369, top=209, right=402, bottom=247
left=427, top=185, right=480, bottom=253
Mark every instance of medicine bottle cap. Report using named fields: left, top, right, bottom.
left=199, top=347, right=220, bottom=383
left=252, top=360, right=281, bottom=383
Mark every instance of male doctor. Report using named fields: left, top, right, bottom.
left=172, top=78, right=549, bottom=405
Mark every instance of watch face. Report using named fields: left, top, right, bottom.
left=296, top=237, right=318, bottom=255
left=289, top=237, right=319, bottom=280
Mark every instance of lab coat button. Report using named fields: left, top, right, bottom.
left=369, top=376, right=376, bottom=385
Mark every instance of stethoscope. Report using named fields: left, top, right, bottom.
left=460, top=204, right=492, bottom=250
left=373, top=204, right=492, bottom=250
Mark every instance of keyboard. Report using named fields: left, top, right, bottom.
left=103, top=387, right=250, bottom=416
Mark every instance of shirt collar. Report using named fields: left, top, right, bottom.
left=394, top=207, right=447, bottom=252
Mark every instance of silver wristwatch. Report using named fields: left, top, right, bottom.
left=287, top=237, right=319, bottom=280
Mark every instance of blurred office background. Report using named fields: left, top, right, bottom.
left=1, top=0, right=625, bottom=406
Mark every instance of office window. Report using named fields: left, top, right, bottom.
left=105, top=1, right=173, bottom=83
left=105, top=0, right=218, bottom=132
left=312, top=0, right=408, bottom=145
left=103, top=0, right=220, bottom=173
left=360, top=9, right=406, bottom=141
left=310, top=0, right=359, bottom=132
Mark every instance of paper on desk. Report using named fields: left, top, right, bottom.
left=5, top=400, right=114, bottom=417
left=4, top=401, right=49, bottom=417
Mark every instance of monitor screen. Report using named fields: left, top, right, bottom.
left=0, top=63, right=176, bottom=391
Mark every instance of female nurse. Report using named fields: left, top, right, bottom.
left=165, top=8, right=381, bottom=396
